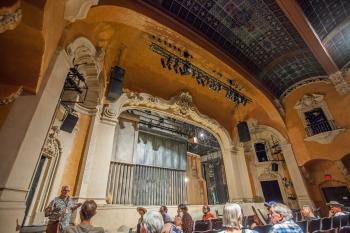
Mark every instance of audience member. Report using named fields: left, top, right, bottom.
left=250, top=215, right=263, bottom=229
left=141, top=211, right=164, bottom=233
left=300, top=205, right=318, bottom=221
left=178, top=204, right=193, bottom=233
left=45, top=185, right=82, bottom=233
left=269, top=203, right=302, bottom=233
left=264, top=201, right=276, bottom=224
left=64, top=200, right=104, bottom=233
left=160, top=206, right=172, bottom=223
left=219, top=203, right=257, bottom=233
left=327, top=201, right=348, bottom=217
left=137, top=207, right=147, bottom=233
left=174, top=216, right=182, bottom=230
left=202, top=205, right=216, bottom=221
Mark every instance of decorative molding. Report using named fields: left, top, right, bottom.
left=294, top=93, right=325, bottom=110
left=0, top=0, right=22, bottom=33
left=64, top=0, right=99, bottom=22
left=109, top=89, right=234, bottom=152
left=0, top=85, right=23, bottom=105
left=304, top=128, right=345, bottom=144
left=42, top=126, right=62, bottom=158
left=66, top=37, right=103, bottom=110
left=280, top=76, right=330, bottom=102
left=329, top=71, right=350, bottom=95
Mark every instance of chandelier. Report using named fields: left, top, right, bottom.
left=150, top=42, right=251, bottom=105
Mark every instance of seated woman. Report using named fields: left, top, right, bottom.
left=300, top=205, right=318, bottom=221
left=219, top=203, right=257, bottom=233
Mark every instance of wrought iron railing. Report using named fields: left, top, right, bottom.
left=305, top=120, right=338, bottom=137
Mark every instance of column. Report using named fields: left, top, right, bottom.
left=0, top=50, right=71, bottom=233
left=75, top=105, right=117, bottom=204
left=222, top=144, right=253, bottom=202
left=281, top=143, right=314, bottom=207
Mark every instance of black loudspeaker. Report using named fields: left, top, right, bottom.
left=60, top=112, right=79, bottom=133
left=271, top=163, right=278, bottom=172
left=108, top=66, right=125, bottom=101
left=237, top=121, right=251, bottom=142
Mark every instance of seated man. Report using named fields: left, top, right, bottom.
left=269, top=203, right=302, bottom=233
left=202, top=205, right=216, bottom=221
left=64, top=200, right=104, bottom=233
left=327, top=201, right=348, bottom=217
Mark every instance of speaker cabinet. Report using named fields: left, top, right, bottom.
left=60, top=112, right=79, bottom=133
left=271, top=162, right=278, bottom=172
left=237, top=121, right=251, bottom=142
left=107, top=66, right=125, bottom=101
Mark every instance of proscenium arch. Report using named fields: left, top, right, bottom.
left=106, top=90, right=245, bottom=201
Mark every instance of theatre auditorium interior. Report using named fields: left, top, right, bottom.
left=1, top=0, right=350, bottom=233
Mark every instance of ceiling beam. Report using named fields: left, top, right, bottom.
left=276, top=0, right=339, bottom=74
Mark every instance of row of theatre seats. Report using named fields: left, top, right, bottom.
left=193, top=214, right=350, bottom=233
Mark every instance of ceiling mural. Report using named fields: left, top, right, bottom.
left=297, top=0, right=350, bottom=69
left=143, top=0, right=326, bottom=97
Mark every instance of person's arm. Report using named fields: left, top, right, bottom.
left=71, top=202, right=82, bottom=211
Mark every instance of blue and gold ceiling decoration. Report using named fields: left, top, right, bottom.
left=297, top=0, right=350, bottom=69
left=143, top=0, right=329, bottom=97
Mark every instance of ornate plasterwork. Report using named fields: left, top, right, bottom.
left=280, top=76, right=330, bottom=102
left=0, top=1, right=22, bottom=33
left=66, top=37, right=103, bottom=111
left=294, top=93, right=325, bottom=110
left=294, top=93, right=345, bottom=144
left=329, top=70, right=350, bottom=95
left=42, top=126, right=62, bottom=158
left=0, top=85, right=23, bottom=105
left=104, top=90, right=234, bottom=152
left=64, top=0, right=99, bottom=22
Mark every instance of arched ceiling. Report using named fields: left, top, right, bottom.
left=131, top=0, right=350, bottom=97
left=297, top=0, right=350, bottom=69
left=62, top=5, right=286, bottom=132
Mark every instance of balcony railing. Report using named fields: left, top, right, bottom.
left=305, top=120, right=338, bottom=137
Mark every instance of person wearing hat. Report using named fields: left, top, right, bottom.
left=137, top=207, right=147, bottom=233
left=327, top=201, right=347, bottom=217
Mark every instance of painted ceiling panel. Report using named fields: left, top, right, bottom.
left=143, top=0, right=326, bottom=97
left=297, top=0, right=350, bottom=69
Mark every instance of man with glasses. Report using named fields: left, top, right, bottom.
left=269, top=203, right=302, bottom=233
left=45, top=185, right=82, bottom=233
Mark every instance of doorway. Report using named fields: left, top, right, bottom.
left=322, top=186, right=350, bottom=207
left=260, top=180, right=284, bottom=203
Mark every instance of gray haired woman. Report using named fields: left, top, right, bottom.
left=219, top=203, right=257, bottom=233
left=141, top=210, right=164, bottom=233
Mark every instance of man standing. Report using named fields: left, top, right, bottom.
left=269, top=203, right=302, bottom=233
left=45, top=185, right=82, bottom=233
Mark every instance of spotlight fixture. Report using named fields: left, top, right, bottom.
left=149, top=42, right=251, bottom=105
left=61, top=65, right=88, bottom=103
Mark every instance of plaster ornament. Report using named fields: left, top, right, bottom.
left=0, top=85, right=23, bottom=105
left=42, top=126, right=62, bottom=158
left=0, top=0, right=22, bottom=33
left=329, top=71, right=350, bottom=95
left=294, top=93, right=324, bottom=110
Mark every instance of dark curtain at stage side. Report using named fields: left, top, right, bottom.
left=202, top=158, right=229, bottom=204
left=107, top=131, right=187, bottom=205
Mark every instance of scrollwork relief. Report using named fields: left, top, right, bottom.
left=0, top=0, right=22, bottom=33
left=42, top=126, right=62, bottom=158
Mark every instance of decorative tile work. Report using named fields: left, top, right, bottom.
left=297, top=0, right=350, bottom=69
left=143, top=0, right=326, bottom=96
left=324, top=24, right=350, bottom=69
